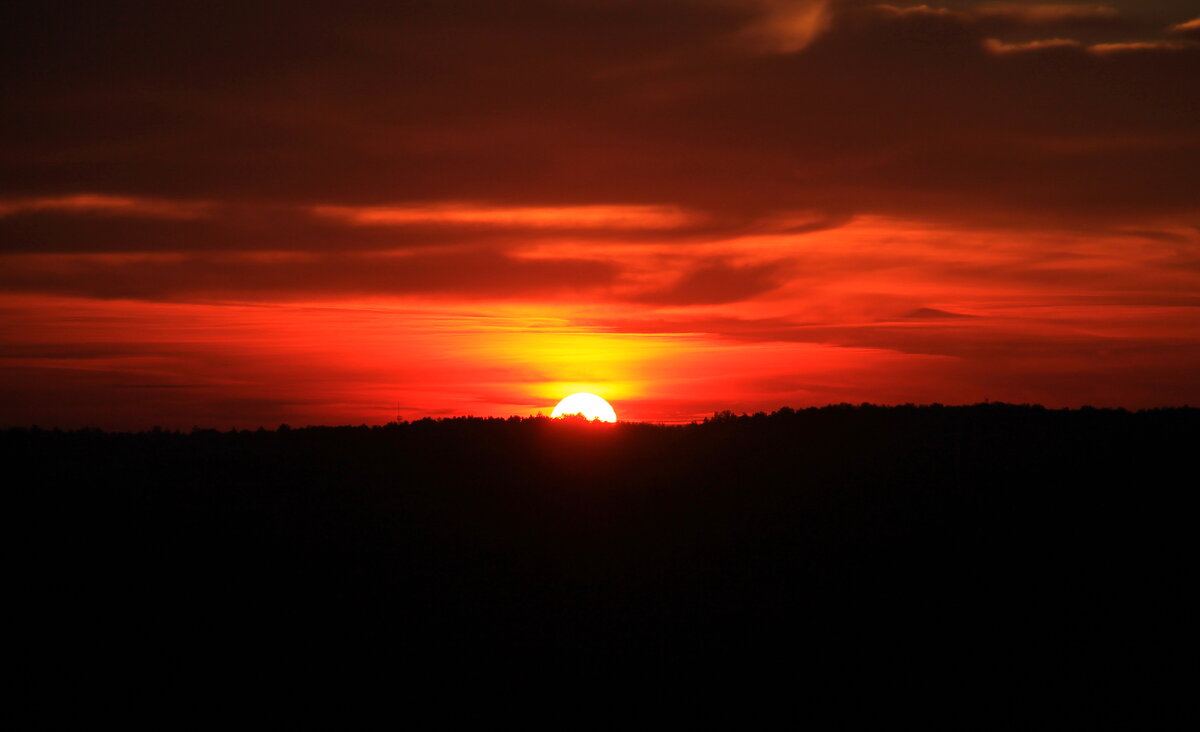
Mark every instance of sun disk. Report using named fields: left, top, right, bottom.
left=551, top=393, right=617, bottom=422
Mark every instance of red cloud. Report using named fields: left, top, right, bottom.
left=1168, top=17, right=1200, bottom=39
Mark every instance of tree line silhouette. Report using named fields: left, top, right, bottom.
left=10, top=403, right=1193, bottom=699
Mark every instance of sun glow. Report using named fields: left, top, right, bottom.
left=551, top=392, right=618, bottom=422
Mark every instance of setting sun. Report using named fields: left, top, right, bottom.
left=550, top=393, right=618, bottom=422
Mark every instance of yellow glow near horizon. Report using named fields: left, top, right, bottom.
left=551, top=393, right=618, bottom=422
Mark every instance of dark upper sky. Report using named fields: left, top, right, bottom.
left=5, top=1, right=1198, bottom=223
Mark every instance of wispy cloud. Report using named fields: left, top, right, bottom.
left=0, top=194, right=211, bottom=220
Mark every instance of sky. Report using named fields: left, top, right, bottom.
left=2, top=0, right=1198, bottom=428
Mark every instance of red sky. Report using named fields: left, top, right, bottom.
left=2, top=1, right=1199, bottom=428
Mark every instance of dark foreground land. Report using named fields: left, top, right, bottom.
left=11, top=404, right=1194, bottom=691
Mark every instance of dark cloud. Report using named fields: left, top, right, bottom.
left=886, top=2, right=1144, bottom=39
left=111, top=384, right=216, bottom=390
left=1, top=0, right=1196, bottom=231
left=589, top=312, right=1200, bottom=375
left=0, top=342, right=174, bottom=359
left=0, top=250, right=617, bottom=301
left=635, top=259, right=789, bottom=304
left=971, top=3, right=1128, bottom=29
left=902, top=307, right=976, bottom=319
